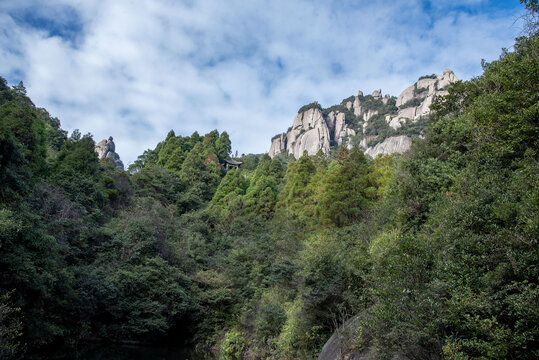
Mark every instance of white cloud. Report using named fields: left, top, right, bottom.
left=0, top=0, right=524, bottom=165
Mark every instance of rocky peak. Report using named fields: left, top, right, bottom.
left=269, top=69, right=458, bottom=159
left=95, top=136, right=124, bottom=170
left=389, top=69, right=458, bottom=130
left=269, top=107, right=331, bottom=159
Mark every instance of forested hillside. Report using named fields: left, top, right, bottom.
left=1, top=14, right=538, bottom=360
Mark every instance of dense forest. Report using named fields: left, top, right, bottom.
left=1, top=6, right=538, bottom=360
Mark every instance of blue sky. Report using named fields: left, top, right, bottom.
left=0, top=0, right=525, bottom=165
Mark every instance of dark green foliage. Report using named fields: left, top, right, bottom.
left=179, top=142, right=221, bottom=203
left=1, top=19, right=537, bottom=360
left=366, top=32, right=539, bottom=359
left=0, top=78, right=14, bottom=106
left=128, top=149, right=158, bottom=173
left=341, top=96, right=355, bottom=105
left=394, top=116, right=430, bottom=138
left=131, top=165, right=183, bottom=206
left=256, top=303, right=286, bottom=340
left=53, top=136, right=99, bottom=177
left=0, top=137, right=26, bottom=201
left=0, top=100, right=47, bottom=177
left=414, top=85, right=429, bottom=95
left=0, top=207, right=77, bottom=348
left=210, top=169, right=248, bottom=218
left=418, top=74, right=437, bottom=80
left=0, top=290, right=23, bottom=359
left=399, top=97, right=423, bottom=109
left=37, top=108, right=67, bottom=153
left=244, top=162, right=282, bottom=219
left=318, top=147, right=374, bottom=227
left=322, top=104, right=361, bottom=133
left=215, top=131, right=232, bottom=161
left=364, top=114, right=395, bottom=140
left=297, top=101, right=322, bottom=113
left=92, top=198, right=196, bottom=339
left=237, top=153, right=261, bottom=171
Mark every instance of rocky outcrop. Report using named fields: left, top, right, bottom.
left=327, top=111, right=356, bottom=147
left=269, top=70, right=457, bottom=159
left=269, top=108, right=331, bottom=158
left=388, top=69, right=458, bottom=131
left=317, top=314, right=416, bottom=360
left=318, top=315, right=367, bottom=360
left=95, top=136, right=124, bottom=170
left=364, top=135, right=412, bottom=158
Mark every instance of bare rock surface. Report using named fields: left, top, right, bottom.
left=365, top=135, right=412, bottom=158
left=268, top=70, right=457, bottom=159
left=95, top=136, right=124, bottom=170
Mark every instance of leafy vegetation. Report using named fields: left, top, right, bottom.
left=0, top=10, right=537, bottom=360
left=399, top=97, right=423, bottom=109
left=418, top=74, right=437, bottom=80
left=297, top=101, right=322, bottom=114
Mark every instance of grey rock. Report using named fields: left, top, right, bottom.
left=326, top=111, right=337, bottom=132
left=335, top=112, right=355, bottom=146
left=269, top=133, right=287, bottom=158
left=396, top=84, right=415, bottom=107
left=437, top=68, right=458, bottom=90
left=388, top=69, right=458, bottom=130
left=360, top=135, right=377, bottom=149
left=318, top=314, right=416, bottom=360
left=363, top=109, right=378, bottom=123
left=318, top=316, right=365, bottom=360
left=268, top=69, right=458, bottom=159
left=95, top=136, right=124, bottom=170
left=365, top=135, right=412, bottom=158
left=275, top=107, right=331, bottom=158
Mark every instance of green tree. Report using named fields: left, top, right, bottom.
left=318, top=147, right=373, bottom=227
left=216, top=131, right=232, bottom=161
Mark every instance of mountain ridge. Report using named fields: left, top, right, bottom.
left=269, top=69, right=458, bottom=158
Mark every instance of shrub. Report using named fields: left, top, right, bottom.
left=220, top=328, right=247, bottom=360
left=298, top=101, right=322, bottom=114
left=418, top=74, right=437, bottom=80
left=399, top=98, right=422, bottom=109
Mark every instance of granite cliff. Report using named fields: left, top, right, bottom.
left=269, top=69, right=457, bottom=158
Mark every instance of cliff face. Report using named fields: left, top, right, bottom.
left=269, top=69, right=457, bottom=158
left=95, top=136, right=124, bottom=170
left=269, top=107, right=331, bottom=159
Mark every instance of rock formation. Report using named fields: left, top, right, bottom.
left=364, top=135, right=412, bottom=158
left=317, top=314, right=413, bottom=360
left=269, top=69, right=457, bottom=159
left=95, top=136, right=124, bottom=170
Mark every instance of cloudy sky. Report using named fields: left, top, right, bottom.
left=0, top=0, right=525, bottom=165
